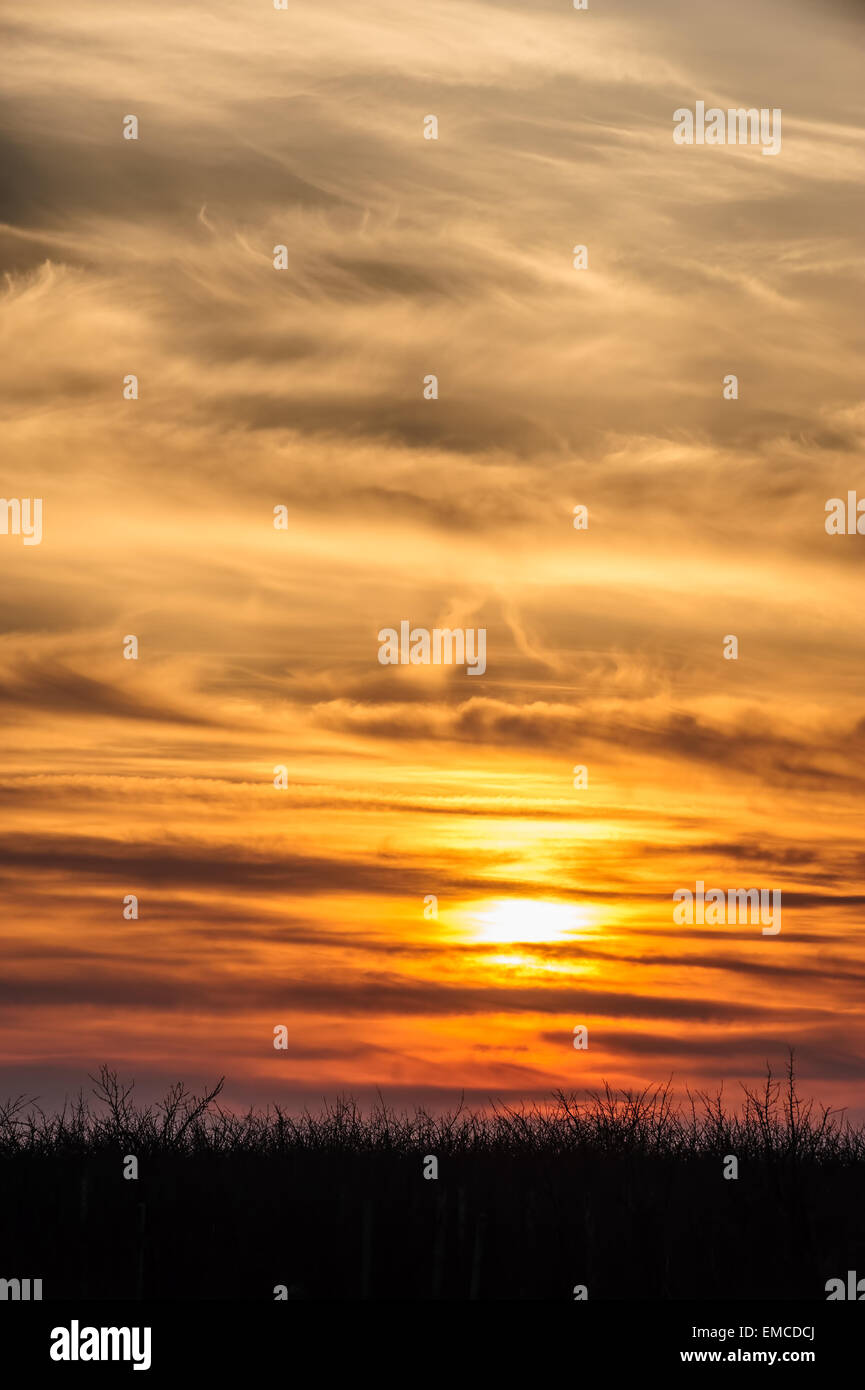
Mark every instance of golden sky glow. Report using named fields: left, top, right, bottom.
left=2, top=0, right=865, bottom=1116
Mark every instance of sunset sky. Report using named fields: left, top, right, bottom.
left=2, top=0, right=865, bottom=1118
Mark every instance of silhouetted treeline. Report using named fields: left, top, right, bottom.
left=1, top=1059, right=863, bottom=1299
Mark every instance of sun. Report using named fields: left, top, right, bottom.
left=469, top=897, right=590, bottom=945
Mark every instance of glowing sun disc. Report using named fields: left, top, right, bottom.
left=470, top=898, right=588, bottom=944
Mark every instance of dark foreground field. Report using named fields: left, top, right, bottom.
left=1, top=1061, right=863, bottom=1300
